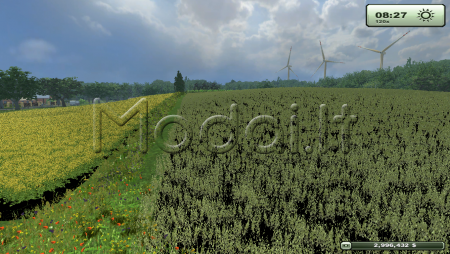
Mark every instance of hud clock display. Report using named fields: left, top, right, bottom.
left=366, top=4, right=445, bottom=27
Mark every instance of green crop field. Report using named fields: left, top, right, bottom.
left=2, top=87, right=450, bottom=254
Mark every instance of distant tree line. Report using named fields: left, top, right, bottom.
left=1, top=57, right=449, bottom=110
left=309, top=58, right=450, bottom=91
left=220, top=58, right=450, bottom=92
left=0, top=67, right=88, bottom=110
left=191, top=81, right=222, bottom=91
left=0, top=69, right=187, bottom=110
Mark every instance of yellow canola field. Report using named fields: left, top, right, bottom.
left=0, top=94, right=173, bottom=196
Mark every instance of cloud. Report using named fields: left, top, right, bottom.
left=177, top=0, right=242, bottom=32
left=69, top=15, right=112, bottom=36
left=94, top=0, right=158, bottom=15
left=94, top=0, right=165, bottom=31
left=9, top=39, right=58, bottom=63
left=9, top=39, right=83, bottom=65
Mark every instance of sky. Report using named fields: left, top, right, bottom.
left=1, top=0, right=449, bottom=91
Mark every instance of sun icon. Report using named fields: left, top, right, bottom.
left=417, top=8, right=435, bottom=22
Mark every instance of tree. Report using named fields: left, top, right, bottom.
left=74, top=83, right=92, bottom=102
left=35, top=78, right=60, bottom=105
left=258, top=79, right=273, bottom=89
left=94, top=82, right=119, bottom=103
left=150, top=80, right=165, bottom=94
left=192, top=81, right=222, bottom=91
left=375, top=67, right=394, bottom=88
left=113, top=82, right=133, bottom=101
left=142, top=82, right=159, bottom=96
left=174, top=70, right=185, bottom=93
left=437, top=72, right=450, bottom=92
left=223, top=80, right=236, bottom=90
left=99, top=82, right=116, bottom=102
left=405, top=57, right=413, bottom=68
left=148, top=79, right=175, bottom=94
left=383, top=80, right=396, bottom=90
left=318, top=76, right=339, bottom=88
left=0, top=66, right=41, bottom=110
left=276, top=77, right=282, bottom=87
left=0, top=77, right=6, bottom=109
left=102, top=82, right=121, bottom=101
left=362, top=80, right=378, bottom=89
left=409, top=74, right=442, bottom=91
left=407, top=61, right=443, bottom=91
left=73, top=82, right=111, bottom=104
left=131, top=82, right=145, bottom=98
left=35, top=77, right=84, bottom=107
left=90, top=82, right=113, bottom=103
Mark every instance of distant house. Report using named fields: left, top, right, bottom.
left=2, top=95, right=54, bottom=105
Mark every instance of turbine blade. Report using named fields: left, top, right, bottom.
left=358, top=46, right=381, bottom=53
left=289, top=68, right=299, bottom=77
left=382, top=30, right=410, bottom=52
left=311, top=62, right=324, bottom=78
left=320, top=41, right=325, bottom=61
left=287, top=46, right=292, bottom=65
left=326, top=60, right=345, bottom=63
left=276, top=66, right=288, bottom=73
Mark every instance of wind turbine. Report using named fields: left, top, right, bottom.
left=311, top=41, right=344, bottom=79
left=276, top=46, right=298, bottom=80
left=358, top=31, right=410, bottom=70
